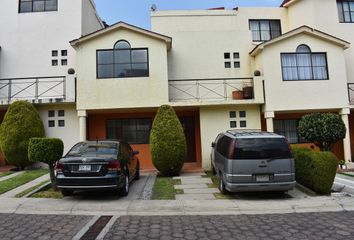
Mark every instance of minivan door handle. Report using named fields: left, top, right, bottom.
left=258, top=164, right=267, bottom=168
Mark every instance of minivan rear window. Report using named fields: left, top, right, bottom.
left=234, top=138, right=292, bottom=160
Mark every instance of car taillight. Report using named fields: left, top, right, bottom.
left=284, top=138, right=293, bottom=158
left=55, top=161, right=63, bottom=173
left=108, top=160, right=120, bottom=172
left=228, top=139, right=236, bottom=159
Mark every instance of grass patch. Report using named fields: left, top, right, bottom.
left=0, top=169, right=48, bottom=195
left=339, top=173, right=354, bottom=178
left=151, top=176, right=184, bottom=200
left=15, top=180, right=50, bottom=198
left=0, top=172, right=13, bottom=178
left=31, top=186, right=63, bottom=199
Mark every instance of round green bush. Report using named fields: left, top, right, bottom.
left=298, top=113, right=346, bottom=151
left=293, top=147, right=338, bottom=195
left=150, top=105, right=187, bottom=176
left=28, top=138, right=64, bottom=185
left=0, top=101, right=45, bottom=169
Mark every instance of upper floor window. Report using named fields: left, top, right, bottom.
left=249, top=20, right=281, bottom=42
left=281, top=45, right=328, bottom=81
left=97, top=40, right=149, bottom=79
left=19, top=0, right=58, bottom=13
left=337, top=0, right=354, bottom=23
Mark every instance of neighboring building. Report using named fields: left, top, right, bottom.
left=0, top=0, right=103, bottom=165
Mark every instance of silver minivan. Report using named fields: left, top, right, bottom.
left=211, top=131, right=296, bottom=193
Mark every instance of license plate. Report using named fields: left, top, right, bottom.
left=256, top=175, right=270, bottom=182
left=79, top=165, right=91, bottom=171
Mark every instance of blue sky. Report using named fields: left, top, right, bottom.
left=94, top=0, right=283, bottom=29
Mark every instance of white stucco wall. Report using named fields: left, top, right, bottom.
left=82, top=0, right=104, bottom=36
left=199, top=105, right=261, bottom=169
left=37, top=104, right=80, bottom=154
left=258, top=34, right=349, bottom=112
left=75, top=28, right=170, bottom=110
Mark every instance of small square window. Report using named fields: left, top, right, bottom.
left=240, top=121, right=247, bottom=128
left=52, top=60, right=58, bottom=66
left=229, top=111, right=236, bottom=118
left=48, top=110, right=55, bottom=117
left=234, top=61, right=240, bottom=68
left=48, top=120, right=55, bottom=127
left=58, top=120, right=65, bottom=127
left=52, top=50, right=58, bottom=57
left=239, top=111, right=246, bottom=118
left=225, top=62, right=231, bottom=68
left=224, top=53, right=230, bottom=59
left=61, top=59, right=68, bottom=66
left=61, top=50, right=67, bottom=56
left=233, top=52, right=240, bottom=59
left=58, top=110, right=65, bottom=117
left=230, top=121, right=237, bottom=128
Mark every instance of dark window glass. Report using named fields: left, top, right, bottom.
left=58, top=120, right=65, bottom=127
left=224, top=62, right=231, bottom=68
left=338, top=1, right=354, bottom=23
left=52, top=60, right=58, bottom=66
left=240, top=121, right=247, bottom=128
left=52, top=50, right=58, bottom=57
left=234, top=61, right=240, bottom=68
left=274, top=119, right=307, bottom=144
left=229, top=111, right=236, bottom=118
left=19, top=0, right=57, bottom=13
left=106, top=118, right=152, bottom=144
left=61, top=59, right=67, bottom=66
left=61, top=50, right=67, bottom=56
left=114, top=40, right=131, bottom=49
left=233, top=52, right=239, bottom=59
left=224, top=53, right=230, bottom=59
left=281, top=45, right=328, bottom=81
left=67, top=142, right=118, bottom=158
left=239, top=111, right=246, bottom=118
left=249, top=20, right=281, bottom=42
left=97, top=44, right=149, bottom=79
left=58, top=110, right=65, bottom=117
left=48, top=120, right=55, bottom=127
left=48, top=110, right=55, bottom=117
left=230, top=121, right=237, bottom=128
left=234, top=138, right=292, bottom=160
left=216, top=136, right=234, bottom=158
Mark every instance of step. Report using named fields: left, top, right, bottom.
left=180, top=178, right=212, bottom=184
left=175, top=193, right=216, bottom=200
left=174, top=184, right=209, bottom=189
left=183, top=188, right=220, bottom=194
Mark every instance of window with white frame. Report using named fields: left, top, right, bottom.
left=249, top=20, right=281, bottom=42
left=337, top=0, right=354, bottom=23
left=281, top=45, right=328, bottom=81
left=19, top=0, right=58, bottom=13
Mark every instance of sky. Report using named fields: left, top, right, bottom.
left=94, top=0, right=284, bottom=29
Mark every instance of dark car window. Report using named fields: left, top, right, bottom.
left=67, top=142, right=118, bottom=157
left=216, top=136, right=234, bottom=158
left=234, top=138, right=292, bottom=160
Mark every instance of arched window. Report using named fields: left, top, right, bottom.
left=281, top=45, right=328, bottom=81
left=114, top=40, right=131, bottom=49
left=97, top=40, right=149, bottom=78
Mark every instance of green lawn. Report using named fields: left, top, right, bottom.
left=15, top=180, right=50, bottom=198
left=339, top=172, right=354, bottom=178
left=0, top=169, right=48, bottom=195
left=0, top=172, right=13, bottom=178
left=31, top=187, right=63, bottom=199
left=151, top=176, right=183, bottom=200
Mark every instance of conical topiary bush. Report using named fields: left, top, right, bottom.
left=150, top=105, right=187, bottom=176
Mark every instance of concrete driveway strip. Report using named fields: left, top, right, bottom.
left=0, top=171, right=25, bottom=182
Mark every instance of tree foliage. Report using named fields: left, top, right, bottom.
left=298, top=113, right=346, bottom=151
left=150, top=105, right=187, bottom=176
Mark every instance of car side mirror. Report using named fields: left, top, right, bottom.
left=211, top=142, right=216, bottom=148
left=132, top=150, right=139, bottom=155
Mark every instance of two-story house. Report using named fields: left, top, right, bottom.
left=0, top=0, right=104, bottom=165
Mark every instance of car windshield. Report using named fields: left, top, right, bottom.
left=234, top=138, right=292, bottom=160
left=66, top=142, right=118, bottom=157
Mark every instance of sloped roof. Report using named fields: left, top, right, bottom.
left=280, top=0, right=302, bottom=7
left=70, top=21, right=172, bottom=50
left=250, top=25, right=350, bottom=56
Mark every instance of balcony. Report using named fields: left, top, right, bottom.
left=0, top=76, right=76, bottom=105
left=168, top=77, right=264, bottom=105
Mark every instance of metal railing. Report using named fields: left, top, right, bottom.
left=348, top=83, right=354, bottom=104
left=0, top=76, right=66, bottom=104
left=168, top=78, right=254, bottom=102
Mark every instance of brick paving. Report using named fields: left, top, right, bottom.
left=0, top=213, right=91, bottom=240
left=104, top=211, right=354, bottom=240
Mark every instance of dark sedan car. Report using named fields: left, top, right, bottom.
left=55, top=140, right=140, bottom=196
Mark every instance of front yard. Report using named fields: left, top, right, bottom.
left=151, top=176, right=183, bottom=200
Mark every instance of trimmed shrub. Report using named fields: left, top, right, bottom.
left=150, top=105, right=187, bottom=176
left=298, top=113, right=346, bottom=151
left=28, top=138, right=64, bottom=186
left=293, top=147, right=338, bottom=194
left=0, top=101, right=45, bottom=169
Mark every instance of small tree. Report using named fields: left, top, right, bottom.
left=298, top=113, right=346, bottom=151
left=150, top=105, right=187, bottom=176
left=28, top=138, right=64, bottom=187
left=0, top=101, right=45, bottom=169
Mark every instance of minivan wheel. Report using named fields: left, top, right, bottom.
left=61, top=189, right=73, bottom=196
left=119, top=174, right=129, bottom=197
left=218, top=174, right=228, bottom=194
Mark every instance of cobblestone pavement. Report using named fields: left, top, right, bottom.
left=104, top=211, right=354, bottom=240
left=0, top=213, right=91, bottom=240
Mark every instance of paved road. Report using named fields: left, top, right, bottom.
left=1, top=211, right=354, bottom=240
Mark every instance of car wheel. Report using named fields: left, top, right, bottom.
left=61, top=189, right=73, bottom=196
left=218, top=173, right=228, bottom=194
left=119, top=174, right=129, bottom=197
left=135, top=164, right=140, bottom=180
